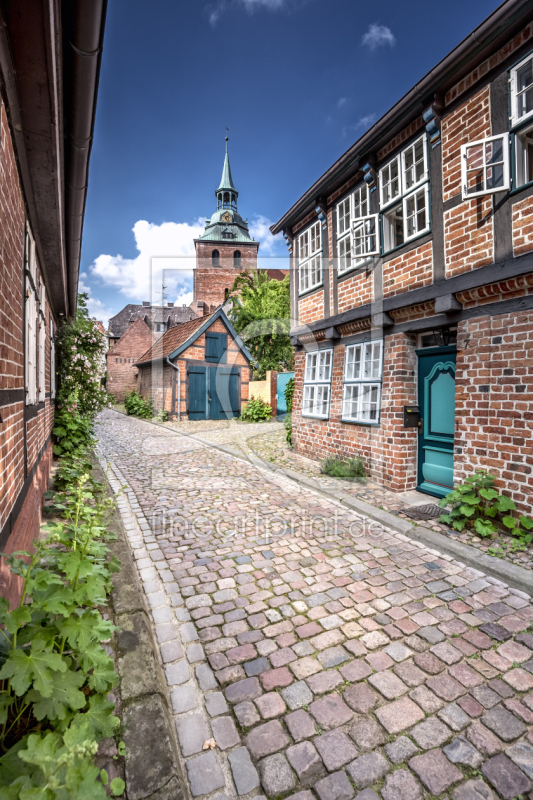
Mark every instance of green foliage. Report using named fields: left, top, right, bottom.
left=55, top=294, right=108, bottom=419
left=438, top=469, right=533, bottom=545
left=228, top=270, right=293, bottom=379
left=284, top=413, right=293, bottom=447
left=240, top=396, right=272, bottom=422
left=53, top=395, right=94, bottom=456
left=124, top=390, right=153, bottom=419
left=284, top=377, right=294, bottom=414
left=155, top=408, right=169, bottom=422
left=321, top=455, right=366, bottom=481
left=0, top=447, right=121, bottom=796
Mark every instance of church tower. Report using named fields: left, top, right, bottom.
left=192, top=137, right=259, bottom=316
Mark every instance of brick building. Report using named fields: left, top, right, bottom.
left=107, top=301, right=197, bottom=348
left=0, top=1, right=106, bottom=605
left=271, top=0, right=533, bottom=511
left=136, top=308, right=254, bottom=420
left=107, top=317, right=154, bottom=401
left=191, top=137, right=288, bottom=317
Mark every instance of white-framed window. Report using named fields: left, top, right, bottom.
left=379, top=135, right=430, bottom=251
left=298, top=221, right=322, bottom=294
left=514, top=122, right=533, bottom=187
left=342, top=340, right=383, bottom=424
left=302, top=349, right=332, bottom=418
left=510, top=53, right=533, bottom=128
left=460, top=134, right=510, bottom=199
left=352, top=214, right=380, bottom=259
left=50, top=316, right=56, bottom=398
left=38, top=316, right=46, bottom=402
left=24, top=224, right=38, bottom=405
left=336, top=184, right=372, bottom=274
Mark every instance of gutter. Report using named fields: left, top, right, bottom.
left=64, top=0, right=108, bottom=316
left=270, top=0, right=533, bottom=235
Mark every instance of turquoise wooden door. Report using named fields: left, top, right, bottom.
left=208, top=367, right=240, bottom=420
left=416, top=346, right=456, bottom=497
left=188, top=366, right=207, bottom=420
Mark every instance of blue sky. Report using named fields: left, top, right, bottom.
left=81, top=0, right=502, bottom=325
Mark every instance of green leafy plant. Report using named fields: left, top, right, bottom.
left=53, top=394, right=94, bottom=456
left=284, top=377, right=294, bottom=414
left=240, top=396, right=272, bottom=422
left=438, top=469, right=533, bottom=544
left=320, top=455, right=366, bottom=481
left=124, top=390, right=153, bottom=419
left=284, top=413, right=293, bottom=447
left=155, top=408, right=169, bottom=422
left=0, top=448, right=121, bottom=796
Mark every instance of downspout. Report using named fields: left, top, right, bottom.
left=166, top=358, right=181, bottom=422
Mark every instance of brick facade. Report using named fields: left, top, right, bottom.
left=193, top=241, right=259, bottom=315
left=107, top=317, right=154, bottom=401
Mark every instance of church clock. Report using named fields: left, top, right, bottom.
left=221, top=212, right=232, bottom=223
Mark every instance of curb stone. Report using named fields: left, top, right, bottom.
left=107, top=410, right=532, bottom=599
left=93, top=460, right=187, bottom=800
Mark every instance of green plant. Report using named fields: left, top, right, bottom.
left=155, top=408, right=169, bottom=422
left=320, top=455, right=366, bottom=481
left=284, top=377, right=294, bottom=414
left=240, top=396, right=272, bottom=422
left=52, top=394, right=94, bottom=456
left=284, top=413, right=293, bottom=447
left=0, top=448, right=121, bottom=796
left=124, top=390, right=153, bottom=419
left=438, top=469, right=533, bottom=543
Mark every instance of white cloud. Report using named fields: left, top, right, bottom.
left=249, top=214, right=282, bottom=254
left=207, top=0, right=291, bottom=26
left=90, top=219, right=205, bottom=307
left=341, top=113, right=377, bottom=138
left=337, top=97, right=347, bottom=109
left=78, top=277, right=115, bottom=328
left=361, top=24, right=395, bottom=51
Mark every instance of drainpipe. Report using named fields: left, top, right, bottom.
left=166, top=358, right=180, bottom=422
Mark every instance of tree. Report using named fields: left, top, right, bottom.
left=228, top=270, right=293, bottom=379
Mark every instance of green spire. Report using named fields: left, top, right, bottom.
left=217, top=136, right=237, bottom=192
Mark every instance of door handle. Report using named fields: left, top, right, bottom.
left=417, top=418, right=423, bottom=433
left=208, top=393, right=212, bottom=402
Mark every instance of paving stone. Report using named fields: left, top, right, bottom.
left=384, top=735, right=418, bottom=764
left=186, top=750, right=225, bottom=797
left=175, top=713, right=210, bottom=757
left=466, top=722, right=505, bottom=757
left=256, top=692, right=287, bottom=719
left=426, top=673, right=465, bottom=701
left=309, top=695, right=353, bottom=730
left=411, top=716, right=452, bottom=749
left=285, top=709, right=316, bottom=742
left=392, top=660, right=426, bottom=687
left=205, top=691, right=228, bottom=717
left=383, top=642, right=412, bottom=662
left=339, top=659, right=372, bottom=683
left=225, top=677, right=262, bottom=704
left=343, top=683, right=378, bottom=714
left=471, top=685, right=501, bottom=709
left=444, top=735, right=484, bottom=769
left=247, top=720, right=290, bottom=759
left=349, top=718, right=387, bottom=751
left=315, top=770, right=355, bottom=800
left=481, top=752, right=532, bottom=799
left=287, top=741, right=326, bottom=787
left=516, top=632, right=533, bottom=651
left=346, top=752, right=390, bottom=789
left=413, top=651, right=445, bottom=674
left=165, top=660, right=190, bottom=686
left=195, top=662, right=218, bottom=691
left=368, top=670, right=408, bottom=699
left=291, top=656, right=323, bottom=680
left=244, top=657, right=270, bottom=677
left=234, top=700, right=260, bottom=727
left=217, top=664, right=246, bottom=685
left=352, top=791, right=379, bottom=800
left=258, top=753, right=296, bottom=797
left=228, top=746, right=260, bottom=795
left=319, top=646, right=351, bottom=668
left=306, top=670, right=343, bottom=695
left=451, top=779, right=497, bottom=799
left=375, top=696, right=425, bottom=734
left=171, top=684, right=198, bottom=713
left=482, top=705, right=527, bottom=741
left=438, top=702, right=471, bottom=731
left=160, top=639, right=184, bottom=663
left=479, top=622, right=513, bottom=642
left=409, top=748, right=462, bottom=795
left=505, top=740, right=533, bottom=780
left=381, top=769, right=424, bottom=800
left=261, top=666, right=293, bottom=690
left=417, top=626, right=445, bottom=644
left=360, top=630, right=389, bottom=650
left=314, top=729, right=358, bottom=771
left=503, top=667, right=533, bottom=691
left=280, top=680, right=312, bottom=711
left=497, top=639, right=533, bottom=663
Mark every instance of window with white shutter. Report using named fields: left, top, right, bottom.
left=49, top=316, right=56, bottom=398
left=24, top=224, right=38, bottom=405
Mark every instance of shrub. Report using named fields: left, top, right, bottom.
left=321, top=455, right=366, bottom=481
left=284, top=377, right=294, bottom=414
left=240, top=396, right=272, bottom=422
left=52, top=394, right=94, bottom=456
left=438, top=469, right=533, bottom=542
left=155, top=408, right=169, bottom=422
left=124, top=390, right=153, bottom=419
left=284, top=413, right=293, bottom=447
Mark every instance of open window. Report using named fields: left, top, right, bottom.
left=336, top=184, right=371, bottom=275
left=302, top=349, right=332, bottom=418
left=460, top=134, right=509, bottom=199
left=352, top=214, right=380, bottom=258
left=514, top=122, right=533, bottom=188
left=298, top=221, right=322, bottom=294
left=510, top=53, right=533, bottom=128
left=342, top=340, right=383, bottom=424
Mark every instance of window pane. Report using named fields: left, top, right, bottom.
left=381, top=159, right=399, bottom=205
left=404, top=140, right=426, bottom=191
left=346, top=345, right=361, bottom=381
left=383, top=203, right=404, bottom=250
left=353, top=186, right=368, bottom=219
left=361, top=384, right=379, bottom=420
left=353, top=216, right=377, bottom=257
left=517, top=59, right=533, bottom=119
left=343, top=384, right=359, bottom=419
left=405, top=188, right=426, bottom=238
left=338, top=198, right=350, bottom=234
left=338, top=235, right=352, bottom=272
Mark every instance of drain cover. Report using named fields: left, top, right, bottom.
left=403, top=504, right=442, bottom=521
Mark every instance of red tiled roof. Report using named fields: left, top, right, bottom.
left=136, top=314, right=214, bottom=365
left=266, top=268, right=290, bottom=281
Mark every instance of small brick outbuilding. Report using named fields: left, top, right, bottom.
left=107, top=317, right=154, bottom=402
left=135, top=308, right=255, bottom=420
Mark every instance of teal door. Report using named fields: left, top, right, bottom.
left=209, top=367, right=239, bottom=420
left=416, top=346, right=456, bottom=498
left=188, top=366, right=207, bottom=420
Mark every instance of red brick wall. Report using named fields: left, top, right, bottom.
left=337, top=272, right=373, bottom=313
left=454, top=311, right=533, bottom=513
left=298, top=290, right=324, bottom=324
left=512, top=195, right=533, bottom=257
left=194, top=241, right=258, bottom=310
left=107, top=318, right=154, bottom=401
left=383, top=242, right=433, bottom=297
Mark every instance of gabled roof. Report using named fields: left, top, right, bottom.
left=136, top=307, right=256, bottom=367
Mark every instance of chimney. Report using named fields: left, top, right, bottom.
left=182, top=304, right=187, bottom=308
left=142, top=301, right=150, bottom=307
left=167, top=302, right=174, bottom=307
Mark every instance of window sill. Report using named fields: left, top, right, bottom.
left=298, top=283, right=324, bottom=299
left=302, top=412, right=330, bottom=420
left=337, top=261, right=373, bottom=282
left=381, top=230, right=432, bottom=262
left=509, top=179, right=533, bottom=197
left=341, top=417, right=381, bottom=427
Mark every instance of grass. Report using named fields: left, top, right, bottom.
left=320, top=455, right=366, bottom=482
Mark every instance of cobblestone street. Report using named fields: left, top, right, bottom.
left=96, top=409, right=533, bottom=800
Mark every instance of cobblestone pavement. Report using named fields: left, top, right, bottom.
left=248, top=428, right=533, bottom=572
left=96, top=409, right=533, bottom=800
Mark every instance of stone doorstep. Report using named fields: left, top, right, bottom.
left=93, top=459, right=187, bottom=800
left=110, top=409, right=533, bottom=600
